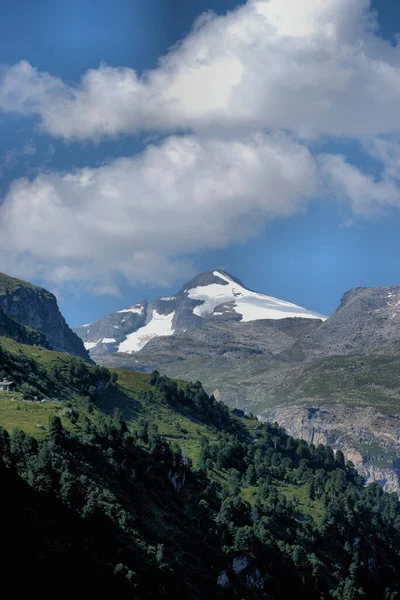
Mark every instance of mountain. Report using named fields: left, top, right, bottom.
left=0, top=272, right=90, bottom=361
left=74, top=275, right=400, bottom=493
left=74, top=270, right=325, bottom=365
left=156, top=285, right=400, bottom=493
left=293, top=285, right=400, bottom=358
left=2, top=335, right=400, bottom=599
left=0, top=307, right=49, bottom=347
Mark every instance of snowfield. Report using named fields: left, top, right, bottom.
left=81, top=270, right=326, bottom=356
left=188, top=271, right=326, bottom=322
left=117, top=304, right=144, bottom=314
left=84, top=339, right=101, bottom=350
left=118, top=309, right=175, bottom=353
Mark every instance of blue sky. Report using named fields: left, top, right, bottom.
left=0, top=0, right=400, bottom=326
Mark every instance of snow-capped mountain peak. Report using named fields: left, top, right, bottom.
left=186, top=270, right=326, bottom=322
left=74, top=269, right=326, bottom=357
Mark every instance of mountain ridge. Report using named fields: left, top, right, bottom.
left=0, top=272, right=91, bottom=361
left=74, top=269, right=326, bottom=359
left=73, top=271, right=400, bottom=493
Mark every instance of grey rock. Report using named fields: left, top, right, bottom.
left=0, top=272, right=90, bottom=361
left=75, top=269, right=323, bottom=366
left=217, top=571, right=230, bottom=588
left=295, top=286, right=400, bottom=359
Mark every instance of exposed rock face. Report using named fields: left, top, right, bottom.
left=74, top=269, right=324, bottom=365
left=75, top=275, right=400, bottom=493
left=0, top=307, right=49, bottom=347
left=0, top=272, right=90, bottom=361
left=261, top=404, right=400, bottom=493
left=295, top=286, right=400, bottom=359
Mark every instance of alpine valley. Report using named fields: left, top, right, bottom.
left=2, top=269, right=400, bottom=598
left=75, top=270, right=400, bottom=493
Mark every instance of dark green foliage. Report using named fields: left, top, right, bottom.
left=148, top=370, right=234, bottom=432
left=1, top=407, right=400, bottom=598
left=0, top=342, right=110, bottom=399
left=1, top=365, right=400, bottom=598
left=48, top=415, right=63, bottom=442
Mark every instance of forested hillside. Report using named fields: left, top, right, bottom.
left=1, top=338, right=400, bottom=598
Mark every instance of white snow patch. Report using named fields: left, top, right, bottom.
left=160, top=296, right=176, bottom=301
left=118, top=309, right=175, bottom=353
left=113, top=325, right=119, bottom=329
left=187, top=271, right=326, bottom=322
left=84, top=339, right=101, bottom=350
left=213, top=312, right=223, bottom=315
left=117, top=304, right=144, bottom=314
left=101, top=338, right=116, bottom=344
left=81, top=323, right=92, bottom=327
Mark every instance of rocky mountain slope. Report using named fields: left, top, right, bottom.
left=292, top=285, right=400, bottom=359
left=2, top=336, right=400, bottom=599
left=74, top=273, right=400, bottom=493
left=0, top=307, right=49, bottom=347
left=160, top=350, right=400, bottom=492
left=0, top=273, right=90, bottom=361
left=74, top=270, right=325, bottom=365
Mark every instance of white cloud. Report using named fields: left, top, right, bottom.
left=0, top=139, right=36, bottom=179
left=1, top=0, right=400, bottom=293
left=0, top=132, right=320, bottom=290
left=1, top=130, right=399, bottom=291
left=365, top=136, right=400, bottom=181
left=319, top=153, right=400, bottom=214
left=0, top=0, right=400, bottom=140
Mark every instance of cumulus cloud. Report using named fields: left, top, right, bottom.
left=1, top=0, right=400, bottom=292
left=0, top=133, right=320, bottom=290
left=319, top=153, right=400, bottom=214
left=1, top=0, right=400, bottom=140
left=365, top=136, right=400, bottom=181
left=0, top=139, right=36, bottom=179
left=1, top=130, right=399, bottom=291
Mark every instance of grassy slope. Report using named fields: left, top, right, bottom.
left=97, top=368, right=264, bottom=464
left=162, top=353, right=400, bottom=414
left=0, top=337, right=258, bottom=461
left=0, top=336, right=98, bottom=436
left=0, top=336, right=324, bottom=524
left=0, top=272, right=44, bottom=294
left=0, top=336, right=69, bottom=363
left=0, top=399, right=71, bottom=438
left=257, top=354, right=400, bottom=412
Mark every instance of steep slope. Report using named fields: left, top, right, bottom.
left=160, top=351, right=400, bottom=492
left=2, top=338, right=400, bottom=598
left=0, top=307, right=49, bottom=347
left=74, top=277, right=400, bottom=492
left=156, top=285, right=400, bottom=493
left=74, top=270, right=325, bottom=364
left=293, top=285, right=400, bottom=358
left=0, top=272, right=90, bottom=361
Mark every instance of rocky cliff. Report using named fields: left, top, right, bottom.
left=0, top=307, right=49, bottom=347
left=74, top=269, right=324, bottom=366
left=0, top=273, right=91, bottom=361
left=293, top=285, right=400, bottom=359
left=261, top=403, right=400, bottom=493
left=75, top=274, right=400, bottom=493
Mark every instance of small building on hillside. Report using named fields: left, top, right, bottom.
left=0, top=378, right=14, bottom=392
